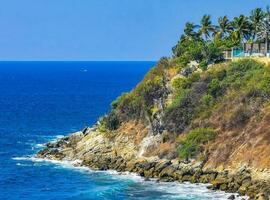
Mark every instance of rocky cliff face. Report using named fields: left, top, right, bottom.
left=38, top=59, right=270, bottom=199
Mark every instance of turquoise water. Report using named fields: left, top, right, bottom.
left=0, top=61, right=242, bottom=200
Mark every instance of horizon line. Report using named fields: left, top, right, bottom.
left=0, top=60, right=157, bottom=62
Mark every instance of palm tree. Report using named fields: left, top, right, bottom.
left=231, top=15, right=252, bottom=45
left=199, top=15, right=215, bottom=40
left=250, top=8, right=265, bottom=53
left=183, top=22, right=199, bottom=40
left=257, top=7, right=270, bottom=55
left=215, top=16, right=233, bottom=39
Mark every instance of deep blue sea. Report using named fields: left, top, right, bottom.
left=0, top=61, right=243, bottom=200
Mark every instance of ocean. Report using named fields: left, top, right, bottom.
left=0, top=61, right=242, bottom=200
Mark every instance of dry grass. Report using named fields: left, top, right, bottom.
left=204, top=107, right=270, bottom=178
left=232, top=57, right=270, bottom=66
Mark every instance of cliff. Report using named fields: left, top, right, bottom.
left=38, top=59, right=270, bottom=199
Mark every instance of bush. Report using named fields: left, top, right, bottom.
left=164, top=89, right=195, bottom=133
left=102, top=111, right=120, bottom=131
left=199, top=60, right=208, bottom=71
left=111, top=93, right=128, bottom=109
left=202, top=42, right=223, bottom=63
left=178, top=128, right=216, bottom=160
left=201, top=94, right=214, bottom=107
left=172, top=77, right=188, bottom=91
left=116, top=93, right=143, bottom=121
left=226, top=105, right=251, bottom=129
left=208, top=78, right=223, bottom=98
left=137, top=75, right=165, bottom=108
left=171, top=56, right=189, bottom=69
left=228, top=59, right=263, bottom=75
left=216, top=69, right=227, bottom=81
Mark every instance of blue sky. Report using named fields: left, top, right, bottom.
left=0, top=0, right=269, bottom=61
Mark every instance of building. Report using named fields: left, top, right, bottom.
left=223, top=41, right=270, bottom=60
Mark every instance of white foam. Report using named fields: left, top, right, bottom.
left=55, top=135, right=65, bottom=139
left=12, top=156, right=248, bottom=199
left=16, top=163, right=32, bottom=167
left=35, top=143, right=46, bottom=148
left=12, top=156, right=90, bottom=172
left=49, top=135, right=65, bottom=143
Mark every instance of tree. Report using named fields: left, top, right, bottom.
left=199, top=15, right=215, bottom=40
left=231, top=15, right=252, bottom=45
left=257, top=6, right=270, bottom=55
left=172, top=23, right=200, bottom=57
left=250, top=8, right=265, bottom=52
left=215, top=16, right=233, bottom=39
left=183, top=22, right=199, bottom=40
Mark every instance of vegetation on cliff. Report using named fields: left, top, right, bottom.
left=101, top=56, right=270, bottom=159
left=99, top=6, right=270, bottom=162
left=38, top=6, right=270, bottom=199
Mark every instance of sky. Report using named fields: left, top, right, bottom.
left=0, top=0, right=269, bottom=61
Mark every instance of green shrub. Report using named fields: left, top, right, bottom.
left=199, top=60, right=208, bottom=71
left=178, top=128, right=216, bottom=160
left=97, top=117, right=108, bottom=133
left=215, top=69, right=227, bottom=81
left=164, top=89, right=195, bottom=133
left=201, top=94, right=214, bottom=107
left=171, top=56, right=189, bottom=69
left=256, top=75, right=270, bottom=95
left=208, top=78, right=222, bottom=98
left=228, top=59, right=263, bottom=75
left=187, top=72, right=200, bottom=84
left=137, top=75, right=164, bottom=108
left=172, top=77, right=188, bottom=91
left=111, top=93, right=128, bottom=109
left=202, top=42, right=223, bottom=63
left=116, top=94, right=143, bottom=121
left=101, top=111, right=120, bottom=131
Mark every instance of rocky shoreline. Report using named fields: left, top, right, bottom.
left=37, top=130, right=270, bottom=200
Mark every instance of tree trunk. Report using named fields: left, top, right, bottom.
left=266, top=33, right=269, bottom=56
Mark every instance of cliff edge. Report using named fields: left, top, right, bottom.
left=38, top=59, right=270, bottom=199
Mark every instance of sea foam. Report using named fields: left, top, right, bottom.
left=12, top=156, right=248, bottom=200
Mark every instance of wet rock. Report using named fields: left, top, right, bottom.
left=228, top=194, right=235, bottom=200
left=154, top=160, right=171, bottom=173
left=211, top=177, right=228, bottom=190
left=37, top=127, right=270, bottom=199
left=144, top=177, right=150, bottom=181
left=159, top=166, right=176, bottom=180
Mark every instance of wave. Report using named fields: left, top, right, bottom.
left=20, top=134, right=66, bottom=151
left=16, top=162, right=32, bottom=167
left=34, top=143, right=46, bottom=148
left=11, top=156, right=248, bottom=200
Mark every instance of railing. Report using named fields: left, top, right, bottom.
left=232, top=49, right=270, bottom=58
left=233, top=49, right=244, bottom=57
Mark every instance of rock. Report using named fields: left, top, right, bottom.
left=182, top=174, right=192, bottom=182
left=125, top=161, right=136, bottom=172
left=144, top=167, right=155, bottom=178
left=154, top=160, right=171, bottom=173
left=238, top=186, right=248, bottom=195
left=255, top=193, right=267, bottom=200
left=37, top=123, right=270, bottom=200
left=211, top=177, right=228, bottom=190
left=144, top=177, right=150, bottom=181
left=159, top=166, right=176, bottom=180
left=228, top=194, right=235, bottom=200
left=199, top=172, right=217, bottom=183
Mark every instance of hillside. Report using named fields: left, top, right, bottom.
left=100, top=58, right=270, bottom=174
left=37, top=7, right=270, bottom=199
left=38, top=59, right=270, bottom=199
